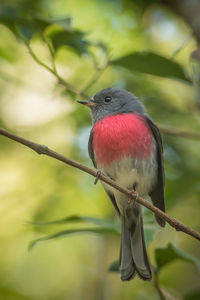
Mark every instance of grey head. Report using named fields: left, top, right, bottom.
left=77, top=87, right=145, bottom=124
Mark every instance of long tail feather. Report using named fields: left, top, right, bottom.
left=120, top=213, right=152, bottom=281
left=120, top=216, right=136, bottom=281
left=130, top=215, right=152, bottom=280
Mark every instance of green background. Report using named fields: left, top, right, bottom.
left=0, top=0, right=200, bottom=299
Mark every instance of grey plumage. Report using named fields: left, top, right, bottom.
left=120, top=206, right=151, bottom=281
left=80, top=87, right=165, bottom=281
left=90, top=87, right=145, bottom=123
left=145, top=115, right=165, bottom=227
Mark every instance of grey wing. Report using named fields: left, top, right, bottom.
left=145, top=115, right=165, bottom=227
left=88, top=129, right=97, bottom=168
left=88, top=130, right=120, bottom=215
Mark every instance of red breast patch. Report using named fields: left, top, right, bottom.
left=92, top=113, right=153, bottom=167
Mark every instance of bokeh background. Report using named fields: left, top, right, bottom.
left=0, top=0, right=200, bottom=299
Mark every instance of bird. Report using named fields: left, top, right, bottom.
left=77, top=87, right=165, bottom=281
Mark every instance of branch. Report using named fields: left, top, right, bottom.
left=152, top=267, right=181, bottom=300
left=0, top=128, right=200, bottom=241
left=159, top=126, right=200, bottom=141
left=153, top=269, right=166, bottom=300
left=164, top=0, right=200, bottom=45
left=25, top=42, right=88, bottom=99
left=83, top=58, right=109, bottom=92
left=24, top=40, right=200, bottom=142
left=161, top=289, right=182, bottom=300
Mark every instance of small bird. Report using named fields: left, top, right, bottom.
left=77, top=87, right=165, bottom=281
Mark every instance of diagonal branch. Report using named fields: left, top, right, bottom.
left=25, top=42, right=88, bottom=99
left=0, top=128, right=200, bottom=241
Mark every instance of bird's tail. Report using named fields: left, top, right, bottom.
left=120, top=213, right=152, bottom=281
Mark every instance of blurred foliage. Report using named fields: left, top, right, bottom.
left=0, top=0, right=200, bottom=299
left=28, top=214, right=156, bottom=251
left=111, top=52, right=189, bottom=81
left=155, top=243, right=200, bottom=272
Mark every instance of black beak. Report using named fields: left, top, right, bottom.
left=77, top=99, right=96, bottom=108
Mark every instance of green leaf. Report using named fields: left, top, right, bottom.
left=184, top=290, right=200, bottom=300
left=144, top=224, right=157, bottom=247
left=155, top=243, right=200, bottom=272
left=48, top=29, right=90, bottom=55
left=109, top=260, right=119, bottom=272
left=34, top=16, right=71, bottom=31
left=111, top=52, right=189, bottom=81
left=0, top=287, right=32, bottom=300
left=0, top=5, right=89, bottom=53
left=28, top=227, right=120, bottom=251
left=0, top=11, right=36, bottom=40
left=0, top=5, right=23, bottom=37
left=29, top=214, right=121, bottom=233
left=0, top=5, right=71, bottom=41
left=0, top=47, right=16, bottom=62
left=29, top=215, right=157, bottom=252
left=0, top=5, right=40, bottom=40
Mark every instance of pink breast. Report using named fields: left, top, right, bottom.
left=93, top=113, right=153, bottom=167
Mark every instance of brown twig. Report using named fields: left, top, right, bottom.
left=25, top=41, right=88, bottom=99
left=165, top=0, right=200, bottom=45
left=161, top=288, right=182, bottom=300
left=152, top=267, right=182, bottom=300
left=83, top=59, right=109, bottom=93
left=153, top=269, right=166, bottom=300
left=23, top=40, right=200, bottom=142
left=0, top=128, right=200, bottom=241
left=159, top=126, right=200, bottom=140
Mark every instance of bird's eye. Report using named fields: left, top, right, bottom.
left=104, top=96, right=112, bottom=103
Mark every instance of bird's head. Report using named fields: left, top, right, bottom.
left=77, top=87, right=144, bottom=123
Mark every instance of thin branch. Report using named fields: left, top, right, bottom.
left=43, top=36, right=57, bottom=74
left=25, top=41, right=53, bottom=74
left=25, top=42, right=88, bottom=98
left=83, top=65, right=107, bottom=92
left=23, top=41, right=200, bottom=142
left=165, top=0, right=200, bottom=45
left=159, top=126, right=200, bottom=140
left=171, top=36, right=192, bottom=59
left=0, top=128, right=200, bottom=241
left=83, top=59, right=109, bottom=92
left=161, top=288, right=182, bottom=300
left=153, top=269, right=166, bottom=300
left=152, top=267, right=182, bottom=300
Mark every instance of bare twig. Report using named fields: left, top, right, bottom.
left=43, top=36, right=57, bottom=74
left=171, top=37, right=192, bottom=59
left=83, top=59, right=109, bottom=92
left=23, top=41, right=200, bottom=142
left=0, top=128, right=200, bottom=241
left=159, top=126, right=200, bottom=140
left=25, top=42, right=88, bottom=98
left=152, top=267, right=182, bottom=300
left=153, top=269, right=166, bottom=300
left=165, top=0, right=200, bottom=45
left=161, top=288, right=182, bottom=300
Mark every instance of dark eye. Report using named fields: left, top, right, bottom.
left=104, top=96, right=112, bottom=103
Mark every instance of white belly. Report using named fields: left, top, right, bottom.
left=101, top=156, right=157, bottom=195
left=99, top=155, right=158, bottom=215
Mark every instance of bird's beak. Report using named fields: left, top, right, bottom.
left=77, top=99, right=96, bottom=108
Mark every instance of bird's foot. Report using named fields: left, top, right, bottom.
left=132, top=190, right=139, bottom=201
left=127, top=191, right=139, bottom=204
left=127, top=182, right=139, bottom=204
left=94, top=170, right=102, bottom=185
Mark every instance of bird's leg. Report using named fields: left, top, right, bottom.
left=128, top=182, right=139, bottom=204
left=94, top=169, right=102, bottom=185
